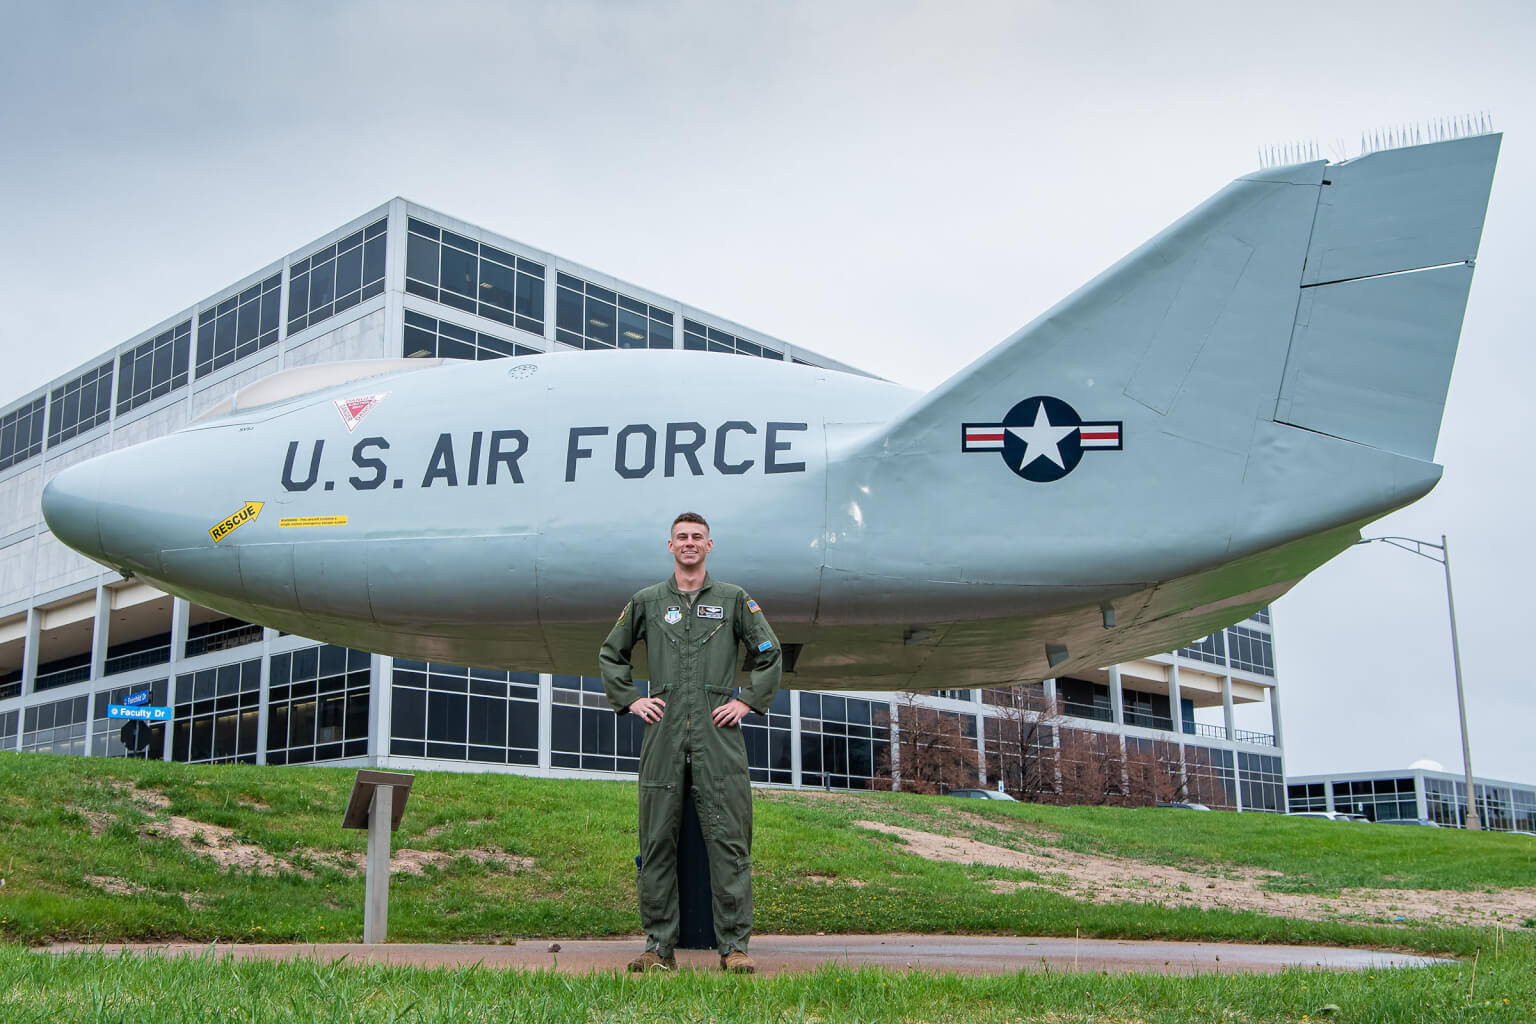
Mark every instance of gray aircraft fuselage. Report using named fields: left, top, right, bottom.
left=42, top=134, right=1502, bottom=690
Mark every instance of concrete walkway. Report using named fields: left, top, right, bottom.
left=44, top=935, right=1449, bottom=976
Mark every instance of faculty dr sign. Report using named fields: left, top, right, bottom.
left=107, top=704, right=172, bottom=722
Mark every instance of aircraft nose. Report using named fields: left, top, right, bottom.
left=41, top=461, right=105, bottom=563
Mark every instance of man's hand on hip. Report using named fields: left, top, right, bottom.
left=628, top=697, right=666, bottom=723
left=711, top=698, right=753, bottom=728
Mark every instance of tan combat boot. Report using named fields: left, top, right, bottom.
left=627, top=950, right=677, bottom=972
left=720, top=950, right=756, bottom=974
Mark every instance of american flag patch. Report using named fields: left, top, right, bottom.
left=747, top=599, right=761, bottom=613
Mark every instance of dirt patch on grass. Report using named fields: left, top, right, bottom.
left=805, top=874, right=866, bottom=888
left=855, top=820, right=1536, bottom=929
left=140, top=816, right=292, bottom=875
left=313, top=848, right=534, bottom=877
left=423, top=819, right=492, bottom=838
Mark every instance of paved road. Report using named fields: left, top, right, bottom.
left=45, top=935, right=1449, bottom=976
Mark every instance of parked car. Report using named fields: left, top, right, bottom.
left=1156, top=802, right=1211, bottom=810
left=948, top=789, right=1017, bottom=801
left=1375, top=818, right=1442, bottom=827
left=1288, top=811, right=1371, bottom=822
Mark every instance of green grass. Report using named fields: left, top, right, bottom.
left=1, top=752, right=1532, bottom=958
left=3, top=939, right=1533, bottom=1023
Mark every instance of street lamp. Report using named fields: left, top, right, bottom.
left=1354, top=535, right=1479, bottom=831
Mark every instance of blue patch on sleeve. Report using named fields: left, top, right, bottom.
left=757, top=640, right=773, bottom=652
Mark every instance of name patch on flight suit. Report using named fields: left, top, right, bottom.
left=697, top=605, right=724, bottom=619
left=664, top=606, right=682, bottom=624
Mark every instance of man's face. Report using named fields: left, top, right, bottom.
left=668, top=522, right=713, bottom=569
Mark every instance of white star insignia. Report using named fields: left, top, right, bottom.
left=1006, top=405, right=1078, bottom=469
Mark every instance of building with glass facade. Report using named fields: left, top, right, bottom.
left=0, top=198, right=1287, bottom=810
left=1287, top=769, right=1536, bottom=831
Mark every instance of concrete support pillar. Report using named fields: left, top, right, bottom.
left=1232, top=751, right=1245, bottom=813
left=1267, top=684, right=1285, bottom=751
left=255, top=629, right=277, bottom=765
left=1221, top=676, right=1236, bottom=741
left=1107, top=664, right=1124, bottom=725
left=1042, top=677, right=1057, bottom=710
left=1167, top=662, right=1183, bottom=736
left=535, top=672, right=552, bottom=771
left=883, top=700, right=897, bottom=791
left=975, top=711, right=987, bottom=786
left=20, top=607, right=40, bottom=697
left=169, top=598, right=189, bottom=665
left=89, top=586, right=111, bottom=683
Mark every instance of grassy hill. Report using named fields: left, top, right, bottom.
left=1, top=752, right=1532, bottom=956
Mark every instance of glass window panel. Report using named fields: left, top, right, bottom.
left=407, top=233, right=439, bottom=285
left=585, top=299, right=616, bottom=345
left=616, top=307, right=648, bottom=348
left=440, top=246, right=477, bottom=298
left=335, top=245, right=363, bottom=298
left=479, top=259, right=515, bottom=311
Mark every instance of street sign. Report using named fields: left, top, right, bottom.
left=108, top=704, right=171, bottom=722
left=122, top=690, right=151, bottom=707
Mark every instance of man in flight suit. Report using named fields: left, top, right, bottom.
left=600, top=512, right=781, bottom=974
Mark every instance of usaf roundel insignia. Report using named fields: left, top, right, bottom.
left=664, top=606, right=683, bottom=624
left=962, top=396, right=1122, bottom=483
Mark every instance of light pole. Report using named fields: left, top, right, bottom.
left=1355, top=535, right=1480, bottom=831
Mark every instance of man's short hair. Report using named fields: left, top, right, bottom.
left=671, top=512, right=709, bottom=534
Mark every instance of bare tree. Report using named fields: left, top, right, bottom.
left=983, top=684, right=1063, bottom=802
left=877, top=693, right=981, bottom=794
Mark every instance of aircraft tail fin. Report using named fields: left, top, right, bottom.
left=873, top=133, right=1499, bottom=470
left=823, top=134, right=1499, bottom=605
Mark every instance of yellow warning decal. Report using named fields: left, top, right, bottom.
left=209, top=501, right=264, bottom=543
left=279, top=515, right=349, bottom=529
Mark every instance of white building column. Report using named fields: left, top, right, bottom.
left=20, top=607, right=40, bottom=697
left=1107, top=664, right=1124, bottom=725
left=1221, top=675, right=1236, bottom=740
left=89, top=585, right=111, bottom=683
left=1167, top=662, right=1183, bottom=736
left=1268, top=684, right=1285, bottom=750
left=1043, top=677, right=1057, bottom=709
left=255, top=628, right=277, bottom=764
left=975, top=710, right=987, bottom=785
left=169, top=598, right=190, bottom=663
left=882, top=700, right=896, bottom=791
left=537, top=672, right=553, bottom=771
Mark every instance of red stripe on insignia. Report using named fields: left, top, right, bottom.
left=1080, top=431, right=1119, bottom=440
left=967, top=432, right=1005, bottom=441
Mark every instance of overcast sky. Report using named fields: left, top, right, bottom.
left=3, top=1, right=1531, bottom=782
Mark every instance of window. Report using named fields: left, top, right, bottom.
left=48, top=361, right=113, bottom=446
left=1238, top=752, right=1286, bottom=812
left=1287, top=782, right=1327, bottom=811
left=1424, top=777, right=1465, bottom=826
left=1057, top=677, right=1113, bottom=723
left=171, top=660, right=260, bottom=764
left=104, top=631, right=172, bottom=676
left=21, top=695, right=89, bottom=754
left=1186, top=745, right=1237, bottom=808
left=406, top=219, right=544, bottom=335
left=0, top=710, right=16, bottom=748
left=117, top=320, right=191, bottom=414
left=799, top=692, right=891, bottom=790
left=93, top=679, right=169, bottom=758
left=267, top=645, right=370, bottom=764
left=932, top=689, right=976, bottom=702
left=551, top=674, right=643, bottom=773
left=391, top=660, right=538, bottom=765
left=403, top=310, right=541, bottom=361
left=555, top=274, right=670, bottom=351
left=288, top=219, right=386, bottom=335
left=742, top=689, right=793, bottom=785
left=1226, top=626, right=1274, bottom=676
left=682, top=319, right=782, bottom=360
left=1178, top=632, right=1226, bottom=666
left=1331, top=777, right=1416, bottom=821
left=1122, top=689, right=1173, bottom=731
left=185, top=616, right=263, bottom=658
left=33, top=651, right=91, bottom=692
left=1, top=396, right=46, bottom=470
left=196, top=274, right=281, bottom=377
left=1250, top=606, right=1272, bottom=625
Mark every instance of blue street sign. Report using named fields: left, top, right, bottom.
left=123, top=690, right=151, bottom=707
left=108, top=705, right=171, bottom=722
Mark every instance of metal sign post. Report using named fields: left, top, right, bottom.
left=341, top=770, right=415, bottom=943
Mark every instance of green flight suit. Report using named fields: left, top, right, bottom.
left=599, top=574, right=781, bottom=957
